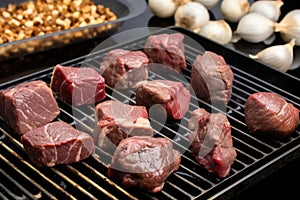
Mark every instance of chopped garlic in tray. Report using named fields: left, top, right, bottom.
left=0, top=0, right=117, bottom=44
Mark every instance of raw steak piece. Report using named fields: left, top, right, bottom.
left=144, top=33, right=186, bottom=73
left=244, top=92, right=299, bottom=138
left=0, top=80, right=60, bottom=134
left=108, top=136, right=181, bottom=193
left=94, top=100, right=153, bottom=150
left=50, top=64, right=106, bottom=106
left=188, top=108, right=237, bottom=178
left=21, top=121, right=95, bottom=167
left=99, top=49, right=149, bottom=89
left=135, top=80, right=190, bottom=120
left=190, top=51, right=234, bottom=105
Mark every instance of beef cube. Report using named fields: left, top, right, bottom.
left=108, top=136, right=181, bottom=193
left=188, top=108, right=237, bottom=178
left=50, top=64, right=106, bottom=106
left=135, top=80, right=190, bottom=120
left=99, top=49, right=149, bottom=89
left=21, top=121, right=95, bottom=167
left=190, top=51, right=234, bottom=105
left=0, top=80, right=60, bottom=134
left=244, top=92, right=299, bottom=138
left=94, top=100, right=153, bottom=150
left=144, top=33, right=186, bottom=73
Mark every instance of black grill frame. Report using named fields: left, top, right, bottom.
left=0, top=27, right=299, bottom=200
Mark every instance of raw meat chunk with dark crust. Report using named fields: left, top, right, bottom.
left=94, top=100, right=153, bottom=150
left=135, top=80, right=190, bottom=120
left=0, top=80, right=60, bottom=134
left=21, top=121, right=95, bottom=167
left=188, top=108, right=237, bottom=178
left=108, top=136, right=181, bottom=193
left=99, top=49, right=149, bottom=89
left=144, top=33, right=186, bottom=73
left=244, top=92, right=299, bottom=138
left=190, top=51, right=234, bottom=105
left=50, top=64, right=106, bottom=106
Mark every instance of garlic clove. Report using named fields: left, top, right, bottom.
left=174, top=2, right=210, bottom=31
left=221, top=0, right=250, bottom=23
left=249, top=39, right=295, bottom=72
left=194, top=0, right=220, bottom=9
left=197, top=20, right=232, bottom=45
left=289, top=49, right=300, bottom=70
left=148, top=0, right=177, bottom=18
left=235, top=13, right=275, bottom=43
left=249, top=0, right=284, bottom=21
left=263, top=33, right=276, bottom=45
left=275, top=9, right=300, bottom=46
left=231, top=34, right=242, bottom=43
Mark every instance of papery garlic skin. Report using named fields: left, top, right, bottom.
left=249, top=0, right=284, bottom=21
left=175, top=2, right=210, bottom=31
left=249, top=39, right=295, bottom=72
left=148, top=0, right=177, bottom=18
left=275, top=9, right=300, bottom=46
left=221, top=0, right=250, bottom=23
left=194, top=0, right=220, bottom=9
left=235, top=13, right=275, bottom=43
left=197, top=20, right=232, bottom=45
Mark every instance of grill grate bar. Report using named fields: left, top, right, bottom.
left=165, top=180, right=194, bottom=199
left=57, top=106, right=94, bottom=134
left=179, top=161, right=216, bottom=187
left=50, top=167, right=98, bottom=200
left=0, top=168, right=40, bottom=200
left=172, top=173, right=204, bottom=193
left=159, top=190, right=178, bottom=200
left=230, top=64, right=300, bottom=101
left=232, top=70, right=300, bottom=107
left=176, top=164, right=216, bottom=187
left=231, top=126, right=271, bottom=156
left=80, top=161, right=138, bottom=200
left=65, top=165, right=118, bottom=200
left=0, top=192, right=9, bottom=200
left=0, top=144, right=63, bottom=200
left=229, top=94, right=247, bottom=109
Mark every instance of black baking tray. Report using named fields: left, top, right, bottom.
left=0, top=0, right=147, bottom=60
left=0, top=26, right=299, bottom=200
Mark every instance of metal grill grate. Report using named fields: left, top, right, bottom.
left=1, top=28, right=299, bottom=200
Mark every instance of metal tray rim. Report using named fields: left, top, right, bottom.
left=0, top=0, right=147, bottom=58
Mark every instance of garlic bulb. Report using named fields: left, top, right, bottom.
left=235, top=13, right=275, bottom=43
left=249, top=0, right=284, bottom=21
left=275, top=9, right=300, bottom=46
left=197, top=20, right=232, bottom=45
left=174, top=2, right=210, bottom=31
left=249, top=39, right=295, bottom=72
left=221, top=0, right=250, bottom=23
left=148, top=0, right=177, bottom=18
left=194, top=0, right=220, bottom=9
